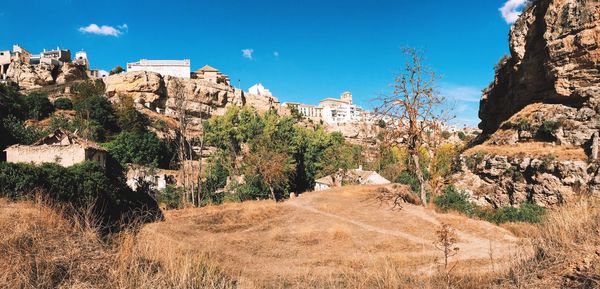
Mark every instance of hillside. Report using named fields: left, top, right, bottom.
left=139, top=185, right=527, bottom=287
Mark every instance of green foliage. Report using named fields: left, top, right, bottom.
left=377, top=119, right=386, bottom=128
left=465, top=151, right=487, bottom=171
left=74, top=95, right=118, bottom=132
left=2, top=115, right=47, bottom=145
left=504, top=166, right=524, bottom=181
left=158, top=185, right=183, bottom=209
left=433, top=185, right=546, bottom=224
left=200, top=155, right=230, bottom=205
left=396, top=171, right=420, bottom=193
left=202, top=107, right=364, bottom=199
left=115, top=96, right=149, bottom=133
left=457, top=131, right=466, bottom=140
left=537, top=120, right=561, bottom=140
left=434, top=185, right=474, bottom=215
left=72, top=79, right=106, bottom=99
left=53, top=98, right=73, bottom=110
left=540, top=154, right=556, bottom=172
left=22, top=92, right=54, bottom=120
left=104, top=131, right=169, bottom=167
left=477, top=203, right=545, bottom=224
left=0, top=161, right=162, bottom=228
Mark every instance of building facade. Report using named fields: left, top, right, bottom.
left=192, top=65, right=230, bottom=84
left=127, top=59, right=191, bottom=78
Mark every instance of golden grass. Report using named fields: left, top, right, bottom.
left=0, top=198, right=236, bottom=289
left=6, top=187, right=598, bottom=288
left=464, top=142, right=587, bottom=161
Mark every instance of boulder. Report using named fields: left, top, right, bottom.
left=6, top=61, right=56, bottom=89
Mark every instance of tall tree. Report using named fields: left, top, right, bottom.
left=377, top=48, right=449, bottom=206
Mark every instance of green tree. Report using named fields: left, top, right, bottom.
left=53, top=98, right=73, bottom=110
left=22, top=92, right=54, bottom=120
left=104, top=131, right=169, bottom=167
left=109, top=65, right=124, bottom=75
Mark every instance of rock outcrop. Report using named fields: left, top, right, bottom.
left=479, top=0, right=600, bottom=135
left=6, top=61, right=56, bottom=90
left=103, top=71, right=280, bottom=132
left=6, top=61, right=88, bottom=90
left=459, top=0, right=600, bottom=207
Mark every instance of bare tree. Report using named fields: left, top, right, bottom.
left=171, top=78, right=194, bottom=206
left=434, top=223, right=460, bottom=289
left=377, top=48, right=450, bottom=206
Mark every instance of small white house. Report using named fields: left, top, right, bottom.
left=313, top=167, right=391, bottom=191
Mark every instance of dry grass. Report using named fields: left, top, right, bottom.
left=0, top=198, right=236, bottom=289
left=464, top=142, right=587, bottom=161
left=8, top=187, right=598, bottom=288
left=139, top=185, right=526, bottom=288
left=493, top=197, right=600, bottom=288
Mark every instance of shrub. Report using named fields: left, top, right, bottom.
left=22, top=92, right=54, bottom=120
left=109, top=65, right=124, bottom=75
left=538, top=120, right=561, bottom=140
left=54, top=97, right=73, bottom=110
left=2, top=115, right=47, bottom=144
left=74, top=95, right=118, bottom=132
left=0, top=161, right=162, bottom=229
left=465, top=151, right=487, bottom=171
left=158, top=185, right=183, bottom=209
left=434, top=185, right=475, bottom=216
left=396, top=171, right=420, bottom=193
left=104, top=131, right=169, bottom=167
left=504, top=166, right=524, bottom=181
left=457, top=131, right=466, bottom=140
left=441, top=131, right=451, bottom=139
left=477, top=203, right=545, bottom=224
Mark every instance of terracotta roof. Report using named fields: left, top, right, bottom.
left=196, top=65, right=219, bottom=73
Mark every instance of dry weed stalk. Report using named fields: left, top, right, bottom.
left=434, top=223, right=460, bottom=289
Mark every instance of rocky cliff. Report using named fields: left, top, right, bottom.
left=103, top=71, right=280, bottom=132
left=6, top=61, right=88, bottom=90
left=480, top=0, right=600, bottom=136
left=458, top=0, right=600, bottom=208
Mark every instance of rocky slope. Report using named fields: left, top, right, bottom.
left=457, top=0, right=600, bottom=208
left=103, top=71, right=280, bottom=132
left=6, top=61, right=88, bottom=90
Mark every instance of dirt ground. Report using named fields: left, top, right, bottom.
left=139, top=185, right=530, bottom=286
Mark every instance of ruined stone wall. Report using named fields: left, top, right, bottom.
left=6, top=145, right=89, bottom=167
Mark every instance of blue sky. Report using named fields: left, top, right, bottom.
left=0, top=0, right=527, bottom=126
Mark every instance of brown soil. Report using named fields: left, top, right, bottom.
left=464, top=142, right=587, bottom=161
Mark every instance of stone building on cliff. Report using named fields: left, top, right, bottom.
left=192, top=65, right=230, bottom=84
left=4, top=129, right=107, bottom=168
left=127, top=59, right=191, bottom=78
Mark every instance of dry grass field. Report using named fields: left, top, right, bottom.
left=3, top=186, right=598, bottom=288
left=138, top=185, right=529, bottom=288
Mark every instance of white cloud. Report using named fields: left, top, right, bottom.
left=242, top=49, right=254, bottom=59
left=273, top=51, right=279, bottom=57
left=442, top=84, right=482, bottom=103
left=78, top=23, right=127, bottom=36
left=499, top=0, right=527, bottom=24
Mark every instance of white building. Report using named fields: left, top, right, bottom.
left=127, top=59, right=191, bottom=78
left=74, top=50, right=89, bottom=70
left=319, top=92, right=362, bottom=125
left=248, top=83, right=273, bottom=97
left=286, top=102, right=322, bottom=119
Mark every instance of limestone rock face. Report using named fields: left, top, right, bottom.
left=104, top=71, right=165, bottom=104
left=55, top=62, right=88, bottom=85
left=6, top=61, right=56, bottom=90
left=454, top=153, right=598, bottom=208
left=103, top=71, right=279, bottom=133
left=479, top=0, right=600, bottom=135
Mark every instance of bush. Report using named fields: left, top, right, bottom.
left=457, top=131, right=466, bottom=140
left=23, top=92, right=54, bottom=120
left=158, top=185, right=183, bottom=209
left=0, top=161, right=162, bottom=230
left=434, top=185, right=475, bottom=216
left=2, top=115, right=47, bottom=145
left=477, top=203, right=545, bottom=224
left=74, top=95, right=118, bottom=132
left=54, top=98, right=73, bottom=110
left=396, top=171, right=420, bottom=193
left=104, top=131, right=170, bottom=167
